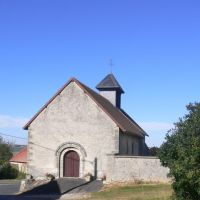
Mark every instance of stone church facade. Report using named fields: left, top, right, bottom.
left=24, top=74, right=168, bottom=182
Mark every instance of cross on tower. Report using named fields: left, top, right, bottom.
left=109, top=59, right=114, bottom=73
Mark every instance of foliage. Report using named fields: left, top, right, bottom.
left=0, top=137, right=25, bottom=179
left=16, top=171, right=26, bottom=180
left=45, top=172, right=55, bottom=181
left=0, top=136, right=13, bottom=165
left=159, top=102, right=200, bottom=200
left=149, top=146, right=160, bottom=156
left=0, top=162, right=18, bottom=179
left=0, top=162, right=26, bottom=179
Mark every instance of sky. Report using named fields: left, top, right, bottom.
left=0, top=0, right=200, bottom=147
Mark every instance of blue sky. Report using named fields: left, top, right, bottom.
left=0, top=0, right=200, bottom=146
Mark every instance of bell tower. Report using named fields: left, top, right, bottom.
left=96, top=74, right=124, bottom=108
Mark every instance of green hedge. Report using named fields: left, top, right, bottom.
left=0, top=162, right=26, bottom=179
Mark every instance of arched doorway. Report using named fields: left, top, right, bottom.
left=63, top=150, right=80, bottom=177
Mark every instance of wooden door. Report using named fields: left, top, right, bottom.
left=63, top=151, right=80, bottom=177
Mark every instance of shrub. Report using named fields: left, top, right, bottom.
left=16, top=171, right=26, bottom=180
left=0, top=162, right=26, bottom=179
left=0, top=163, right=18, bottom=179
left=45, top=173, right=55, bottom=181
left=159, top=102, right=200, bottom=200
left=0, top=137, right=12, bottom=166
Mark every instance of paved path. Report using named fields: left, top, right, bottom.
left=0, top=180, right=21, bottom=195
left=0, top=179, right=102, bottom=200
left=68, top=180, right=103, bottom=194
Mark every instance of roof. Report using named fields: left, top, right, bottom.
left=23, top=78, right=147, bottom=137
left=10, top=147, right=27, bottom=163
left=11, top=145, right=26, bottom=155
left=96, top=74, right=124, bottom=93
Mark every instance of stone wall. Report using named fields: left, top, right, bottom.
left=106, top=154, right=170, bottom=183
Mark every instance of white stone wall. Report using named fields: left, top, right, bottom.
left=106, top=154, right=170, bottom=183
left=27, top=82, right=119, bottom=178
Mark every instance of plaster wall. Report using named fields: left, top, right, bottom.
left=99, top=91, right=117, bottom=106
left=27, top=81, right=119, bottom=178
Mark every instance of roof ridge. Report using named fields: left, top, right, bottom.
left=23, top=78, right=77, bottom=129
left=24, top=77, right=146, bottom=138
left=110, top=74, right=117, bottom=86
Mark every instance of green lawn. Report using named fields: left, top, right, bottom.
left=84, top=184, right=172, bottom=200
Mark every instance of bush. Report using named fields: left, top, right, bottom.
left=0, top=162, right=26, bottom=179
left=45, top=173, right=55, bottom=181
left=159, top=102, right=200, bottom=200
left=0, top=163, right=18, bottom=179
left=0, top=137, right=12, bottom=166
left=16, top=171, right=26, bottom=180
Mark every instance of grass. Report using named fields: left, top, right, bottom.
left=15, top=171, right=26, bottom=180
left=84, top=183, right=172, bottom=200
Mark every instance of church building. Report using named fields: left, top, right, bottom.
left=24, top=74, right=149, bottom=179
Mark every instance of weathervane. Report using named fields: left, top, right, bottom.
left=109, top=59, right=114, bottom=73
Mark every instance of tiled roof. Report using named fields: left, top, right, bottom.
left=10, top=147, right=27, bottom=163
left=24, top=78, right=147, bottom=137
left=79, top=80, right=146, bottom=137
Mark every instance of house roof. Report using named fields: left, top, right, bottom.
left=96, top=74, right=124, bottom=93
left=23, top=78, right=147, bottom=138
left=9, top=147, right=27, bottom=163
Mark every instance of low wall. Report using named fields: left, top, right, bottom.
left=106, top=154, right=170, bottom=183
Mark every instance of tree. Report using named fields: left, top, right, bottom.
left=149, top=146, right=160, bottom=156
left=0, top=136, right=12, bottom=166
left=0, top=137, right=19, bottom=179
left=159, top=102, right=200, bottom=200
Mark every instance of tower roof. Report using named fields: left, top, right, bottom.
left=96, top=74, right=124, bottom=93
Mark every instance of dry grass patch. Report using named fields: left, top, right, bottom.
left=82, top=183, right=172, bottom=200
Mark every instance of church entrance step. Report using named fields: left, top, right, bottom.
left=67, top=180, right=103, bottom=194
left=57, top=178, right=86, bottom=194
